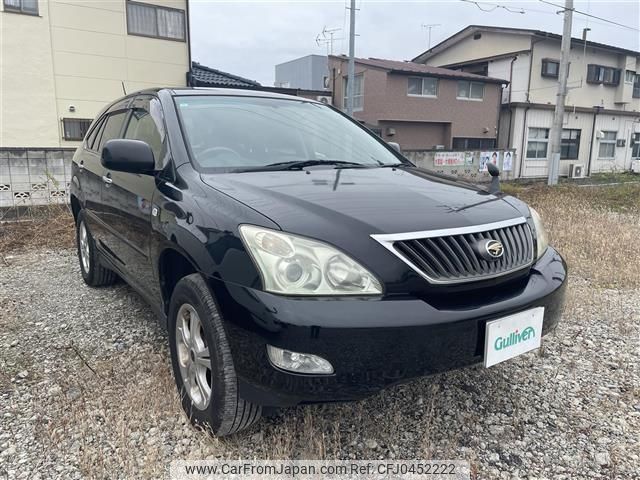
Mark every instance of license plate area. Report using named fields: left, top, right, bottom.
left=484, top=307, right=544, bottom=367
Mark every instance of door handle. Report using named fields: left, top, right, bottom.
left=102, top=174, right=113, bottom=185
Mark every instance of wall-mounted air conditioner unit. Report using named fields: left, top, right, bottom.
left=616, top=139, right=626, bottom=147
left=568, top=163, right=585, bottom=179
left=316, top=95, right=332, bottom=105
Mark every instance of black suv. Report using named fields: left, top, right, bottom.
left=70, top=88, right=566, bottom=436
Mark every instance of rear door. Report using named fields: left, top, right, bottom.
left=99, top=95, right=168, bottom=299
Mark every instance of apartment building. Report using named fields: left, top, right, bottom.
left=0, top=0, right=190, bottom=150
left=414, top=25, right=640, bottom=177
left=328, top=55, right=506, bottom=150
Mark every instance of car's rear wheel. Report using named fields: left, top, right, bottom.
left=76, top=210, right=117, bottom=287
left=168, top=273, right=261, bottom=436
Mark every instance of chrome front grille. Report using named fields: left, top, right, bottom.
left=371, top=217, right=534, bottom=284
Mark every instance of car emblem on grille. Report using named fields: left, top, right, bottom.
left=478, top=239, right=504, bottom=261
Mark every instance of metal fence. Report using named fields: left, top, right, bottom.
left=0, top=148, right=75, bottom=220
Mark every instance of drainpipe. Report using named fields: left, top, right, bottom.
left=505, top=55, right=518, bottom=149
left=518, top=106, right=530, bottom=178
left=587, top=106, right=602, bottom=176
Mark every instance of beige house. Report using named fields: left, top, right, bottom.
left=414, top=26, right=640, bottom=177
left=329, top=55, right=506, bottom=150
left=0, top=0, right=190, bottom=149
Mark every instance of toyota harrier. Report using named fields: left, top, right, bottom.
left=70, top=88, right=567, bottom=436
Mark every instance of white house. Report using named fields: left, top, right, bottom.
left=413, top=25, right=640, bottom=178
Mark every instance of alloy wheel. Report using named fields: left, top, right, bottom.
left=175, top=303, right=212, bottom=410
left=79, top=221, right=91, bottom=273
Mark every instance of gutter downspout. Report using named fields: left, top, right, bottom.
left=185, top=0, right=193, bottom=86
left=506, top=55, right=518, bottom=149
left=587, top=106, right=601, bottom=176
left=518, top=106, right=530, bottom=178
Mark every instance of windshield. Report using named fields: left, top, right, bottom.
left=174, top=95, right=404, bottom=171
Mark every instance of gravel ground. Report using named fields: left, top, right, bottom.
left=1, top=249, right=639, bottom=479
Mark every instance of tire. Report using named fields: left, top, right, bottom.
left=76, top=210, right=118, bottom=287
left=168, top=273, right=261, bottom=436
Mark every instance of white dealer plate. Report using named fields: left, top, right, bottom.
left=484, top=307, right=544, bottom=368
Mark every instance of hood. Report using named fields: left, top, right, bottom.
left=201, top=167, right=524, bottom=237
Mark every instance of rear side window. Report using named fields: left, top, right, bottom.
left=98, top=111, right=128, bottom=152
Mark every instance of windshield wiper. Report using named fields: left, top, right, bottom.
left=238, top=160, right=373, bottom=172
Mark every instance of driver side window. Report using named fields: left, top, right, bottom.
left=124, top=97, right=167, bottom=167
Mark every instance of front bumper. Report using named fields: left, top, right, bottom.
left=208, top=247, right=567, bottom=407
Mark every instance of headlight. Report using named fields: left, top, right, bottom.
left=529, top=207, right=549, bottom=260
left=239, top=225, right=382, bottom=295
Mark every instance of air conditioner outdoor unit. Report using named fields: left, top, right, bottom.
left=316, top=95, right=332, bottom=105
left=568, top=163, right=585, bottom=179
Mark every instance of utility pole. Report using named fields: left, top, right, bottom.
left=421, top=24, right=441, bottom=50
left=547, top=0, right=573, bottom=185
left=346, top=0, right=357, bottom=116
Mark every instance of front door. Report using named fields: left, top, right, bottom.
left=99, top=95, right=168, bottom=301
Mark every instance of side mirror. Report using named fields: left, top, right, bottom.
left=101, top=139, right=155, bottom=174
left=388, top=142, right=402, bottom=154
left=487, top=162, right=501, bottom=194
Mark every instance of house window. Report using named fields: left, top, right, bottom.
left=343, top=74, right=363, bottom=111
left=632, top=133, right=640, bottom=159
left=62, top=118, right=92, bottom=141
left=3, top=0, right=38, bottom=15
left=598, top=131, right=617, bottom=158
left=126, top=1, right=186, bottom=41
left=457, top=81, right=484, bottom=100
left=587, top=64, right=621, bottom=86
left=408, top=77, right=438, bottom=97
left=633, top=75, right=640, bottom=98
left=452, top=137, right=496, bottom=150
left=541, top=59, right=560, bottom=78
left=526, top=128, right=549, bottom=159
left=625, top=70, right=636, bottom=83
left=560, top=129, right=580, bottom=159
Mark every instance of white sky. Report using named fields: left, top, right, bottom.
left=190, top=1, right=640, bottom=86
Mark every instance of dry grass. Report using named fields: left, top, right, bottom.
left=503, top=182, right=640, bottom=289
left=0, top=205, right=75, bottom=255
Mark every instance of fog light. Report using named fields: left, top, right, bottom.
left=266, top=345, right=334, bottom=375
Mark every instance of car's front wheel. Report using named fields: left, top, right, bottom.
left=168, top=273, right=261, bottom=436
left=76, top=211, right=117, bottom=287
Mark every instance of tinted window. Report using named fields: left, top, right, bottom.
left=86, top=116, right=106, bottom=151
left=98, top=111, right=128, bottom=152
left=124, top=99, right=166, bottom=163
left=175, top=96, right=401, bottom=171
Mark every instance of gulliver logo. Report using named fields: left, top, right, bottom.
left=494, top=326, right=536, bottom=351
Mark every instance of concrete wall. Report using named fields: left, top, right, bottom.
left=275, top=54, right=328, bottom=90
left=1, top=0, right=189, bottom=149
left=330, top=58, right=502, bottom=149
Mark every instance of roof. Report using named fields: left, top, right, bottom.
left=330, top=55, right=508, bottom=84
left=189, top=62, right=261, bottom=88
left=413, top=25, right=640, bottom=63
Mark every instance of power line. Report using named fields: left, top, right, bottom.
left=459, top=0, right=525, bottom=14
left=539, top=0, right=640, bottom=32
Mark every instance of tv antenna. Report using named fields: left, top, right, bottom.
left=316, top=26, right=343, bottom=55
left=421, top=23, right=441, bottom=50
